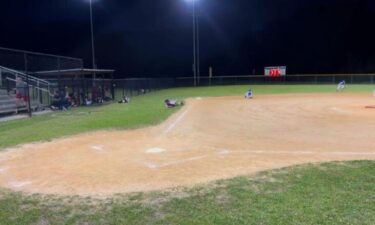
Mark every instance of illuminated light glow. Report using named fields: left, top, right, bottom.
left=269, top=69, right=281, bottom=77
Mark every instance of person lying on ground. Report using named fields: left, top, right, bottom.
left=164, top=99, right=184, bottom=108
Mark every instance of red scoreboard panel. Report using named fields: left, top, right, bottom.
left=264, top=66, right=286, bottom=77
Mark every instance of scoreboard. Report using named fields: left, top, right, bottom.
left=264, top=66, right=286, bottom=77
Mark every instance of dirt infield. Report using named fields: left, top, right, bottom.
left=0, top=93, right=375, bottom=196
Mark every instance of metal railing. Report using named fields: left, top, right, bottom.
left=0, top=66, right=51, bottom=107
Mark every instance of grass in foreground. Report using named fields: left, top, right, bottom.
left=0, top=161, right=374, bottom=225
left=0, top=84, right=373, bottom=149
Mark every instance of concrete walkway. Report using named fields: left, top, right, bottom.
left=0, top=110, right=52, bottom=123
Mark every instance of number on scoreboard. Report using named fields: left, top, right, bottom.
left=264, top=66, right=286, bottom=77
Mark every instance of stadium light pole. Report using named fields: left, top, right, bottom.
left=89, top=0, right=97, bottom=78
left=186, top=0, right=200, bottom=86
left=196, top=0, right=200, bottom=85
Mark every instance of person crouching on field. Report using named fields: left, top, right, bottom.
left=336, top=80, right=346, bottom=92
left=245, top=89, right=253, bottom=99
left=164, top=99, right=184, bottom=108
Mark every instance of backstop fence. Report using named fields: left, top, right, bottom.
left=0, top=47, right=83, bottom=73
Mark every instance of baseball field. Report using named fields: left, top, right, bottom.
left=0, top=85, right=375, bottom=224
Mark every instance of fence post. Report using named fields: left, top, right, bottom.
left=47, top=84, right=50, bottom=105
left=111, top=80, right=115, bottom=100
left=25, top=74, right=32, bottom=117
left=209, top=67, right=213, bottom=86
left=101, top=80, right=105, bottom=100
left=23, top=54, right=32, bottom=117
left=38, top=80, right=42, bottom=104
left=24, top=53, right=28, bottom=73
left=123, top=80, right=126, bottom=98
left=6, top=77, right=10, bottom=95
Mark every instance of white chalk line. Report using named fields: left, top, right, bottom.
left=9, top=181, right=32, bottom=188
left=91, top=145, right=105, bottom=153
left=159, top=155, right=207, bottom=168
left=141, top=155, right=208, bottom=169
left=139, top=149, right=375, bottom=170
left=146, top=148, right=166, bottom=154
left=217, top=149, right=375, bottom=156
left=0, top=167, right=9, bottom=174
left=163, top=108, right=190, bottom=134
left=328, top=151, right=375, bottom=156
left=330, top=107, right=349, bottom=114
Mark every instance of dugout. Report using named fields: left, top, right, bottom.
left=32, top=68, right=115, bottom=106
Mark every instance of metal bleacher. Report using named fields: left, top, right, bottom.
left=0, top=47, right=86, bottom=118
left=0, top=66, right=47, bottom=116
left=0, top=88, right=17, bottom=115
left=0, top=89, right=42, bottom=115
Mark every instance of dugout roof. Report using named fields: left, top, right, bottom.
left=32, top=68, right=115, bottom=78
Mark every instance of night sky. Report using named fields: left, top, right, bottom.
left=1, top=0, right=375, bottom=77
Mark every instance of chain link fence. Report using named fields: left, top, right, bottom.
left=175, top=74, right=375, bottom=87
left=1, top=73, right=374, bottom=118
left=0, top=47, right=83, bottom=73
left=44, top=78, right=176, bottom=106
left=25, top=74, right=375, bottom=109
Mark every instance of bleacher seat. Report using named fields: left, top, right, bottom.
left=0, top=89, right=41, bottom=115
left=0, top=89, right=17, bottom=115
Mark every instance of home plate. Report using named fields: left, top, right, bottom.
left=146, top=148, right=166, bottom=154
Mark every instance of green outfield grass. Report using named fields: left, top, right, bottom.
left=0, top=84, right=373, bottom=149
left=0, top=161, right=374, bottom=225
left=1, top=85, right=375, bottom=224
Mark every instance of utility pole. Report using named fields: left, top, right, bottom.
left=89, top=0, right=97, bottom=78
left=24, top=53, right=32, bottom=117
left=192, top=0, right=197, bottom=86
